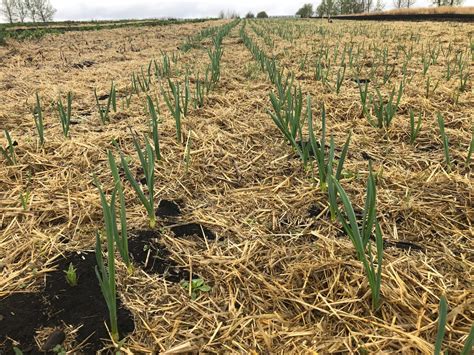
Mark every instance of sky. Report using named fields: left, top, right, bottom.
left=47, top=0, right=473, bottom=21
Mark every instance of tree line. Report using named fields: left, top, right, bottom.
left=296, top=0, right=464, bottom=18
left=1, top=0, right=55, bottom=23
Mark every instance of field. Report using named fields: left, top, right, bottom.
left=0, top=17, right=473, bottom=353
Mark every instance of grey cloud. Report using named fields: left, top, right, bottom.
left=51, top=0, right=302, bottom=21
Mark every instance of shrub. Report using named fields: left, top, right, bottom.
left=0, top=29, right=6, bottom=46
left=256, top=11, right=269, bottom=18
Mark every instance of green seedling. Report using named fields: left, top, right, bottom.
left=52, top=345, right=66, bottom=355
left=461, top=323, right=474, bottom=355
left=366, top=82, right=403, bottom=128
left=409, top=110, right=422, bottom=145
left=146, top=95, right=161, bottom=160
left=308, top=99, right=351, bottom=191
left=358, top=79, right=369, bottom=116
left=182, top=74, right=190, bottom=117
left=267, top=86, right=305, bottom=163
left=107, top=150, right=131, bottom=269
left=0, top=129, right=17, bottom=165
left=120, top=133, right=156, bottom=228
left=95, top=82, right=116, bottom=125
left=437, top=113, right=451, bottom=171
left=94, top=178, right=121, bottom=341
left=208, top=45, right=223, bottom=85
left=95, top=230, right=119, bottom=342
left=20, top=191, right=30, bottom=211
left=180, top=278, right=211, bottom=300
left=335, top=65, right=346, bottom=94
left=194, top=76, right=205, bottom=109
left=329, top=163, right=384, bottom=310
left=162, top=79, right=182, bottom=143
left=425, top=76, right=440, bottom=98
left=64, top=262, right=78, bottom=287
left=184, top=130, right=192, bottom=172
left=34, top=93, right=45, bottom=146
left=434, top=295, right=447, bottom=355
left=57, top=92, right=72, bottom=137
left=467, top=129, right=473, bottom=167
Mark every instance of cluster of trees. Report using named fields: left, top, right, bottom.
left=430, top=0, right=463, bottom=5
left=219, top=10, right=269, bottom=19
left=1, top=0, right=56, bottom=23
left=245, top=11, right=269, bottom=18
left=218, top=10, right=240, bottom=19
left=296, top=0, right=464, bottom=17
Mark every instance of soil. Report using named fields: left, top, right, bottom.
left=128, top=229, right=191, bottom=282
left=0, top=293, right=46, bottom=353
left=155, top=199, right=181, bottom=218
left=308, top=204, right=324, bottom=218
left=352, top=78, right=371, bottom=84
left=170, top=223, right=216, bottom=240
left=72, top=60, right=95, bottom=69
left=0, top=252, right=134, bottom=354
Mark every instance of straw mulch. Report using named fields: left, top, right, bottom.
left=0, top=19, right=472, bottom=353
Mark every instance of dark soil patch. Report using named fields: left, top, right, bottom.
left=335, top=226, right=424, bottom=253
left=128, top=230, right=190, bottom=282
left=42, top=330, right=66, bottom=351
left=97, top=93, right=109, bottom=101
left=155, top=199, right=181, bottom=218
left=384, top=240, right=424, bottom=252
left=308, top=204, right=323, bottom=218
left=0, top=293, right=46, bottom=353
left=352, top=78, right=371, bottom=84
left=361, top=151, right=374, bottom=161
left=0, top=252, right=134, bottom=354
left=112, top=112, right=130, bottom=121
left=135, top=167, right=146, bottom=185
left=416, top=143, right=438, bottom=152
left=72, top=60, right=95, bottom=69
left=295, top=140, right=319, bottom=158
left=170, top=223, right=216, bottom=240
left=44, top=253, right=134, bottom=351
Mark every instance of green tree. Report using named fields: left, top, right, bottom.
left=317, top=0, right=338, bottom=16
left=296, top=3, right=314, bottom=18
left=336, top=0, right=365, bottom=14
left=245, top=11, right=255, bottom=18
left=256, top=11, right=268, bottom=18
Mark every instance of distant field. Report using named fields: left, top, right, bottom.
left=334, top=6, right=474, bottom=21
left=375, top=5, right=474, bottom=15
left=0, top=18, right=214, bottom=41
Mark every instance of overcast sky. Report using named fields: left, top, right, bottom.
left=46, top=0, right=473, bottom=21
